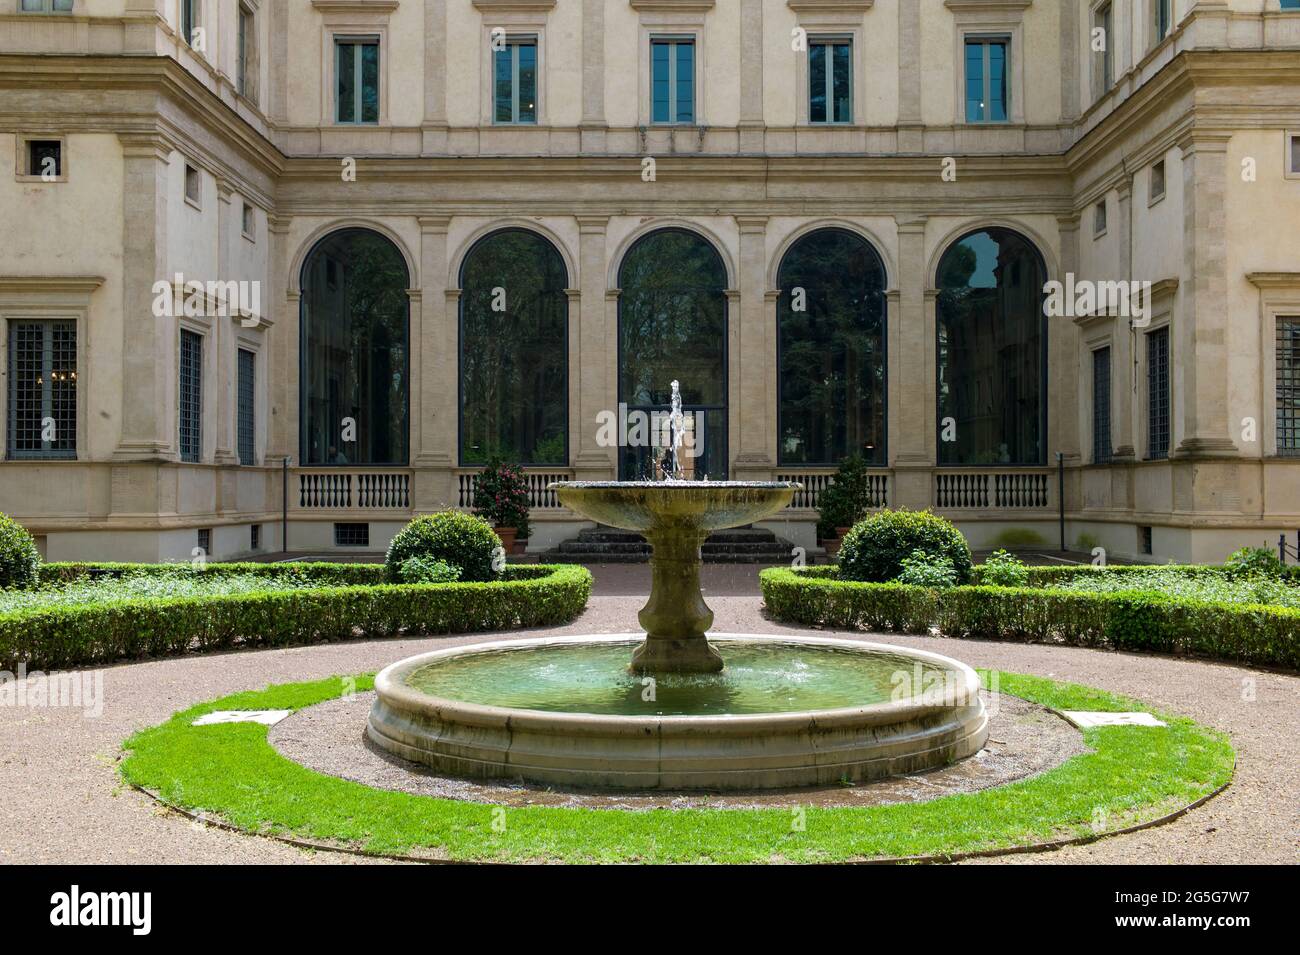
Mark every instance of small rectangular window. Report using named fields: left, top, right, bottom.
left=20, top=1, right=74, bottom=12
left=494, top=37, right=538, bottom=124
left=1140, top=525, right=1153, bottom=555
left=1288, top=133, right=1300, bottom=177
left=1150, top=159, right=1166, bottom=203
left=197, top=527, right=212, bottom=554
left=965, top=37, right=1008, bottom=123
left=251, top=523, right=261, bottom=551
left=237, top=348, right=256, bottom=466
left=336, top=37, right=380, bottom=125
left=182, top=0, right=198, bottom=47
left=1282, top=0, right=1300, bottom=9
left=25, top=139, right=62, bottom=179
left=179, top=329, right=203, bottom=463
left=1095, top=3, right=1113, bottom=95
left=334, top=522, right=370, bottom=548
left=184, top=164, right=201, bottom=207
left=651, top=37, right=694, bottom=125
left=809, top=38, right=852, bottom=124
left=1146, top=327, right=1170, bottom=460
left=237, top=6, right=253, bottom=100
left=1093, top=199, right=1108, bottom=237
left=1093, top=347, right=1112, bottom=465
left=1277, top=316, right=1300, bottom=456
left=242, top=201, right=255, bottom=239
left=6, top=320, right=76, bottom=460
left=1153, top=0, right=1172, bottom=44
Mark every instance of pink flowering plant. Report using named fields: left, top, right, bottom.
left=473, top=458, right=531, bottom=539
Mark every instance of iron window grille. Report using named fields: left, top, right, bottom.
left=1146, top=328, right=1170, bottom=460
left=179, top=329, right=203, bottom=463
left=7, top=320, right=76, bottom=459
left=1092, top=346, right=1112, bottom=464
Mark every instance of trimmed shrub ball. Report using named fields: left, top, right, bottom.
left=838, top=509, right=973, bottom=584
left=0, top=512, right=41, bottom=590
left=385, top=511, right=501, bottom=583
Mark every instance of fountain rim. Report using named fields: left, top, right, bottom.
left=372, top=633, right=983, bottom=733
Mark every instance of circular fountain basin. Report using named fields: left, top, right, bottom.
left=368, top=634, right=989, bottom=791
left=550, top=481, right=800, bottom=533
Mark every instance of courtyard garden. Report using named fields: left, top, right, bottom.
left=0, top=504, right=1293, bottom=865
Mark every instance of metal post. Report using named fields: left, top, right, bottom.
left=1056, top=452, right=1065, bottom=552
left=282, top=456, right=289, bottom=556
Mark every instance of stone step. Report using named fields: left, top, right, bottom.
left=700, top=541, right=793, bottom=554
left=557, top=540, right=650, bottom=554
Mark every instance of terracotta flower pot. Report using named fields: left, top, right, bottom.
left=511, top=537, right=528, bottom=556
left=494, top=526, right=517, bottom=553
left=824, top=537, right=842, bottom=558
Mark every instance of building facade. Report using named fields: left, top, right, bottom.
left=1, top=0, right=1299, bottom=563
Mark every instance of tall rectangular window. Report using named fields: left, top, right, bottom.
left=809, top=37, right=852, bottom=124
left=494, top=37, right=537, bottom=124
left=1146, top=328, right=1170, bottom=460
left=7, top=320, right=76, bottom=459
left=1092, top=347, right=1112, bottom=465
left=237, top=5, right=252, bottom=99
left=1095, top=3, right=1113, bottom=94
left=179, top=329, right=203, bottom=464
left=1278, top=317, right=1300, bottom=457
left=237, top=348, right=256, bottom=466
left=336, top=37, right=379, bottom=125
left=965, top=37, right=1009, bottom=123
left=651, top=37, right=694, bottom=124
left=1154, top=0, right=1172, bottom=43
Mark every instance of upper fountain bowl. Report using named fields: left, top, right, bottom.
left=549, top=481, right=800, bottom=533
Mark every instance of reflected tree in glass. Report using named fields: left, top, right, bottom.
left=460, top=229, right=568, bottom=465
left=300, top=228, right=409, bottom=465
left=936, top=228, right=1047, bottom=466
left=777, top=228, right=886, bottom=466
left=618, top=229, right=727, bottom=479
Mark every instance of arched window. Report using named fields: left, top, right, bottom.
left=459, top=228, right=568, bottom=465
left=936, top=227, right=1047, bottom=466
left=299, top=228, right=409, bottom=466
left=777, top=228, right=887, bottom=466
left=617, top=228, right=728, bottom=479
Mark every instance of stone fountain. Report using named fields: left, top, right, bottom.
left=367, top=381, right=988, bottom=790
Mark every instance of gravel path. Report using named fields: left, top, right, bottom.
left=1, top=564, right=1295, bottom=865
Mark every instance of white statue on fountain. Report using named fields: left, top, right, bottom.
left=664, top=379, right=686, bottom=481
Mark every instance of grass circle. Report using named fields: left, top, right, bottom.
left=121, top=670, right=1234, bottom=864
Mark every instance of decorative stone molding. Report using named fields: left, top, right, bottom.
left=787, top=0, right=874, bottom=13
left=629, top=0, right=715, bottom=12
left=943, top=0, right=1031, bottom=10
left=311, top=1, right=400, bottom=12
left=472, top=0, right=556, bottom=10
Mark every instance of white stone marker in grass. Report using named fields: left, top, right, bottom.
left=1060, top=711, right=1167, bottom=728
left=192, top=710, right=292, bottom=726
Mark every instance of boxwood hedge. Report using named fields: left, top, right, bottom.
left=761, top=566, right=1299, bottom=670
left=2, top=564, right=591, bottom=671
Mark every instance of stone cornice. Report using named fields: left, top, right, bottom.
left=310, top=1, right=400, bottom=13
left=787, top=0, right=874, bottom=13
left=1247, top=272, right=1300, bottom=291
left=472, top=0, right=557, bottom=11
left=628, top=0, right=715, bottom=13
left=943, top=0, right=1031, bottom=11
left=0, top=276, right=105, bottom=298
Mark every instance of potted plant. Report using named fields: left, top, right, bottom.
left=473, top=459, right=531, bottom=554
left=816, top=455, right=875, bottom=557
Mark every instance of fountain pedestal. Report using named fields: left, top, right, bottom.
left=633, top=527, right=721, bottom=673
left=551, top=481, right=799, bottom=674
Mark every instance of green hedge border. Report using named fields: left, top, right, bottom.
left=761, top=567, right=1300, bottom=670
left=2, top=564, right=591, bottom=671
left=119, top=670, right=1234, bottom=864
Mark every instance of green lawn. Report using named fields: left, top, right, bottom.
left=120, top=671, right=1234, bottom=864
